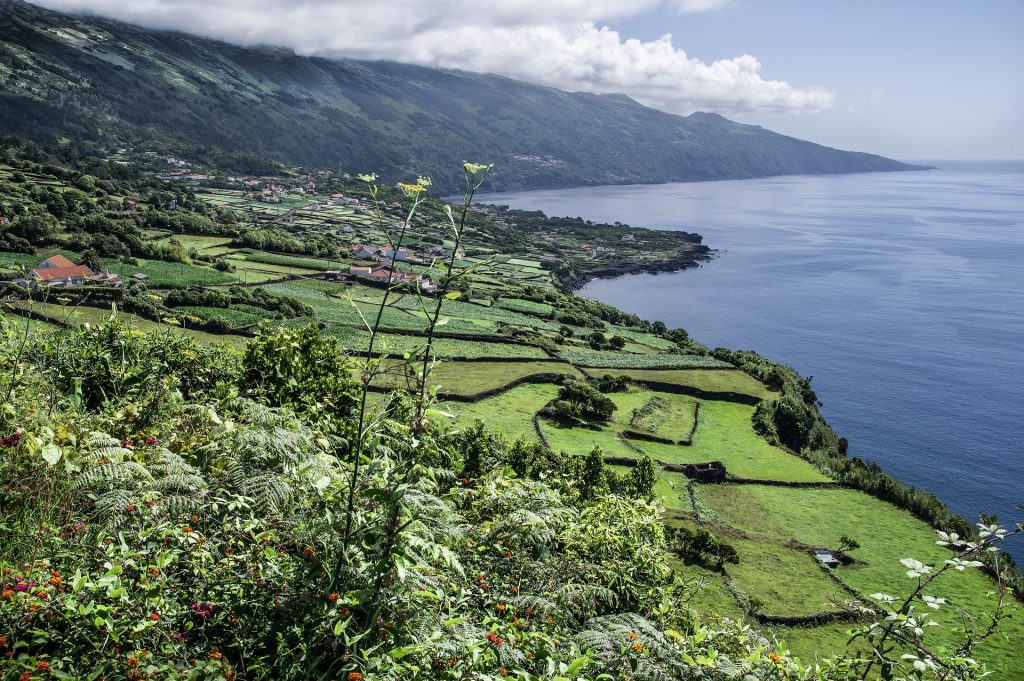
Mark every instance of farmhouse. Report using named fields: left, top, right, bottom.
left=30, top=255, right=94, bottom=287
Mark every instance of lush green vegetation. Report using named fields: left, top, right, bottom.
left=0, top=0, right=920, bottom=193
left=557, top=351, right=731, bottom=369
left=0, top=146, right=1017, bottom=678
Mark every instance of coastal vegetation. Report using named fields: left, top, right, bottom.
left=0, top=143, right=1020, bottom=679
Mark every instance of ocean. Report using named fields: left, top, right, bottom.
left=479, top=161, right=1024, bottom=561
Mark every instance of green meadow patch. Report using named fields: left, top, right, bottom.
left=557, top=350, right=731, bottom=369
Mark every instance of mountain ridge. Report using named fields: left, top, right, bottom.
left=0, top=0, right=928, bottom=192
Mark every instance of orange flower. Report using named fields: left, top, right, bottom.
left=127, top=657, right=139, bottom=668
left=209, top=652, right=223, bottom=660
left=48, top=576, right=61, bottom=587
left=124, top=505, right=136, bottom=513
left=191, top=515, right=199, bottom=523
left=627, top=631, right=638, bottom=640
left=303, top=546, right=315, bottom=558
left=148, top=567, right=159, bottom=575
left=328, top=593, right=340, bottom=603
left=631, top=642, right=643, bottom=654
left=18, top=672, right=31, bottom=681
left=495, top=603, right=508, bottom=613
left=0, top=635, right=7, bottom=647
left=769, top=652, right=783, bottom=664
left=2, top=589, right=15, bottom=599
left=347, top=673, right=363, bottom=681
left=148, top=613, right=160, bottom=622
left=183, top=526, right=193, bottom=533
left=499, top=668, right=508, bottom=677
left=36, top=661, right=50, bottom=671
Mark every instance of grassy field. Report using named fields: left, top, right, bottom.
left=686, top=402, right=830, bottom=482
left=595, top=368, right=775, bottom=399
left=105, top=258, right=237, bottom=288
left=557, top=350, right=731, bottom=369
left=697, top=484, right=1024, bottom=676
left=7, top=301, right=247, bottom=347
left=449, top=383, right=561, bottom=443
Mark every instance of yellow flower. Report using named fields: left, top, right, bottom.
left=631, top=642, right=643, bottom=654
left=356, top=173, right=378, bottom=184
left=463, top=162, right=493, bottom=175
left=161, top=317, right=181, bottom=327
left=396, top=182, right=426, bottom=194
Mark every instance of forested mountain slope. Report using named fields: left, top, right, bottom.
left=0, top=0, right=925, bottom=192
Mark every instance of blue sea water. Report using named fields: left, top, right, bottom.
left=480, top=161, right=1024, bottom=561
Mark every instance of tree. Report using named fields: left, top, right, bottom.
left=607, top=335, right=626, bottom=350
left=837, top=535, right=860, bottom=554
left=579, top=445, right=608, bottom=501
left=629, top=456, right=657, bottom=500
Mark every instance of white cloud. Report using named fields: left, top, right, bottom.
left=29, top=0, right=834, bottom=116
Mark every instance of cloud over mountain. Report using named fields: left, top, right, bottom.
left=29, top=0, right=834, bottom=116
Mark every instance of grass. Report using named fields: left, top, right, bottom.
left=105, top=258, right=237, bottom=288
left=557, top=350, right=731, bottom=369
left=724, top=538, right=848, bottom=618
left=7, top=301, right=247, bottom=348
left=686, top=402, right=830, bottom=482
left=697, top=484, right=1024, bottom=678
left=596, top=368, right=775, bottom=400
left=448, top=383, right=561, bottom=443
left=373, top=359, right=582, bottom=396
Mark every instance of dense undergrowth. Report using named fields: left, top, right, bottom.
left=0, top=318, right=1017, bottom=680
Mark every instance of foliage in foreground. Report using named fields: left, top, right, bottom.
left=0, top=319, right=1017, bottom=680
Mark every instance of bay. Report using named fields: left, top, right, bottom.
left=479, top=161, right=1024, bottom=561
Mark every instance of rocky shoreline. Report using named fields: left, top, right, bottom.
left=558, top=246, right=715, bottom=293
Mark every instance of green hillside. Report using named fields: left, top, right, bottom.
left=0, top=0, right=928, bottom=192
left=0, top=142, right=1019, bottom=678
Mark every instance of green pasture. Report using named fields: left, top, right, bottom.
left=558, top=350, right=731, bottom=369
left=448, top=383, right=561, bottom=443
left=595, top=368, right=774, bottom=399
left=697, top=484, right=1024, bottom=677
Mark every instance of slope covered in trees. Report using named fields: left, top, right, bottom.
left=0, top=0, right=927, bottom=192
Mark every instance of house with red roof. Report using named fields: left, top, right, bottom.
left=30, top=255, right=94, bottom=287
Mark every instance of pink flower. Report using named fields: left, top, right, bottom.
left=145, top=437, right=159, bottom=445
left=0, top=433, right=22, bottom=448
left=121, top=439, right=133, bottom=448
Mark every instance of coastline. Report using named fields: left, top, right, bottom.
left=557, top=248, right=714, bottom=294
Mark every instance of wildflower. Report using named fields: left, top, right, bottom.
left=461, top=477, right=470, bottom=486
left=127, top=657, right=140, bottom=668
left=145, top=437, right=159, bottom=445
left=124, top=505, right=136, bottom=513
left=191, top=603, right=216, bottom=619
left=0, top=635, right=6, bottom=646
left=396, top=182, right=426, bottom=195
left=327, top=593, right=340, bottom=604
left=18, top=672, right=31, bottom=681
left=47, top=575, right=61, bottom=587
left=632, top=642, right=643, bottom=654
left=121, top=439, right=132, bottom=448
left=209, top=652, right=223, bottom=660
left=627, top=631, right=638, bottom=640
left=36, top=661, right=49, bottom=672
left=347, top=673, right=363, bottom=681
left=303, top=546, right=315, bottom=558
left=463, top=162, right=494, bottom=176
left=224, top=669, right=236, bottom=681
left=145, top=501, right=155, bottom=508
left=191, top=514, right=199, bottom=523
left=769, top=652, right=783, bottom=664
left=485, top=632, right=503, bottom=647
left=1, top=589, right=14, bottom=599
left=495, top=603, right=508, bottom=613
left=0, top=432, right=22, bottom=447
left=148, top=567, right=159, bottom=575
left=148, top=613, right=160, bottom=621
left=499, top=668, right=508, bottom=677
left=183, top=526, right=193, bottom=533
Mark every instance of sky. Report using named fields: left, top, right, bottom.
left=29, top=0, right=1024, bottom=160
